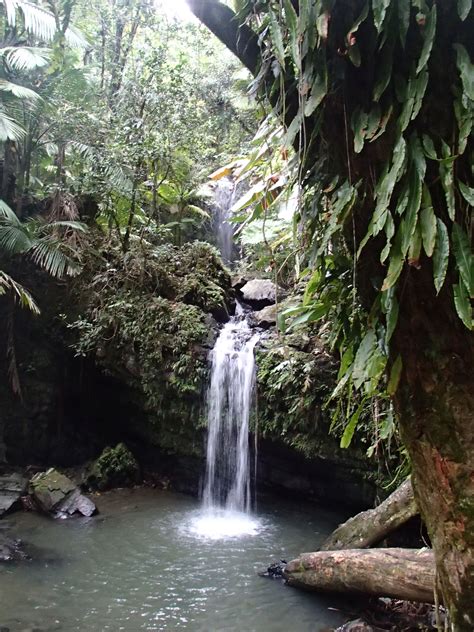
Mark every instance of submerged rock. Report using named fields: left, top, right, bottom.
left=29, top=468, right=97, bottom=518
left=0, top=471, right=28, bottom=517
left=87, top=443, right=140, bottom=491
left=335, top=620, right=386, bottom=632
left=258, top=560, right=287, bottom=579
left=239, top=279, right=282, bottom=308
left=0, top=533, right=29, bottom=562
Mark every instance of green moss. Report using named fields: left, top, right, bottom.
left=67, top=235, right=232, bottom=457
left=87, top=443, right=140, bottom=490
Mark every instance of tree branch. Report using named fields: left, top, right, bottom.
left=186, top=0, right=260, bottom=76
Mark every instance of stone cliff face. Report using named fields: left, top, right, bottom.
left=0, top=236, right=380, bottom=510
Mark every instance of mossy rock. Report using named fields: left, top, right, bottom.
left=87, top=443, right=140, bottom=491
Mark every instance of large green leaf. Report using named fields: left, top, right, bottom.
left=453, top=280, right=473, bottom=329
left=340, top=400, right=365, bottom=448
left=452, top=223, right=474, bottom=297
left=433, top=218, right=450, bottom=294
left=416, top=5, right=437, bottom=74
left=269, top=8, right=286, bottom=68
left=372, top=0, right=391, bottom=32
left=453, top=44, right=474, bottom=100
left=458, top=0, right=472, bottom=20
left=439, top=141, right=456, bottom=221
left=387, top=355, right=403, bottom=395
left=397, top=0, right=410, bottom=47
left=420, top=203, right=437, bottom=257
left=459, top=181, right=474, bottom=206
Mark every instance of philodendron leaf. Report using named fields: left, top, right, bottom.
left=452, top=223, right=474, bottom=297
left=387, top=355, right=403, bottom=396
left=382, top=247, right=404, bottom=291
left=458, top=0, right=472, bottom=20
left=439, top=141, right=456, bottom=221
left=372, top=0, right=391, bottom=32
left=433, top=218, right=450, bottom=294
left=459, top=181, right=474, bottom=206
left=453, top=44, right=474, bottom=100
left=420, top=203, right=437, bottom=257
left=340, top=400, right=365, bottom=448
left=454, top=280, right=473, bottom=329
left=269, top=8, right=286, bottom=68
left=416, top=5, right=437, bottom=74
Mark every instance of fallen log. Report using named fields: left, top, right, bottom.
left=284, top=548, right=435, bottom=603
left=321, top=477, right=417, bottom=551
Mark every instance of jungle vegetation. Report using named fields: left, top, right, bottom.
left=189, top=0, right=474, bottom=628
left=1, top=0, right=473, bottom=628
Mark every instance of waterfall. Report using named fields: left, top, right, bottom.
left=211, top=178, right=238, bottom=266
left=202, top=311, right=260, bottom=512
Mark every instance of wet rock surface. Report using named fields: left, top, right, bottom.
left=239, top=279, right=282, bottom=308
left=0, top=471, right=28, bottom=517
left=0, top=532, right=29, bottom=562
left=249, top=304, right=278, bottom=327
left=29, top=468, right=97, bottom=518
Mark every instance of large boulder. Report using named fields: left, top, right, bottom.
left=29, top=468, right=96, bottom=518
left=0, top=471, right=28, bottom=517
left=87, top=443, right=140, bottom=491
left=239, top=279, right=282, bottom=308
left=249, top=304, right=278, bottom=328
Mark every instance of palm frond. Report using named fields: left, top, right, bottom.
left=36, top=219, right=88, bottom=234
left=68, top=140, right=95, bottom=161
left=0, top=105, right=25, bottom=141
left=0, top=222, right=32, bottom=254
left=0, top=79, right=41, bottom=100
left=0, top=46, right=50, bottom=71
left=29, top=236, right=81, bottom=278
left=0, top=199, right=21, bottom=224
left=0, top=269, right=40, bottom=313
left=1, top=0, right=88, bottom=47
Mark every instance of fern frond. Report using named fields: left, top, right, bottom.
left=0, top=270, right=40, bottom=313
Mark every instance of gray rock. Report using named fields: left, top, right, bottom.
left=0, top=472, right=28, bottom=517
left=29, top=468, right=97, bottom=518
left=250, top=304, right=278, bottom=327
left=0, top=533, right=29, bottom=562
left=240, top=279, right=281, bottom=307
left=54, top=488, right=96, bottom=519
left=335, top=620, right=385, bottom=632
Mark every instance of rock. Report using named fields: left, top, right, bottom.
left=87, top=443, right=140, bottom=491
left=239, top=279, right=282, bottom=308
left=334, top=620, right=386, bottom=632
left=0, top=533, right=29, bottom=562
left=0, top=471, right=28, bottom=517
left=29, top=468, right=97, bottom=518
left=258, top=560, right=287, bottom=578
left=54, top=488, right=96, bottom=519
left=249, top=304, right=278, bottom=328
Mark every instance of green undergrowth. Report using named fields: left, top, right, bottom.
left=67, top=234, right=232, bottom=455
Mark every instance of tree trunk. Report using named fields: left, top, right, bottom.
left=284, top=548, right=435, bottom=604
left=321, top=478, right=417, bottom=551
left=392, top=270, right=474, bottom=631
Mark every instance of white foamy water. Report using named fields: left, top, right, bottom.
left=187, top=508, right=263, bottom=540
left=202, top=313, right=261, bottom=513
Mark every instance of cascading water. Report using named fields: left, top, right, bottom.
left=189, top=179, right=264, bottom=539
left=202, top=311, right=260, bottom=512
left=211, top=177, right=238, bottom=265
left=189, top=308, right=263, bottom=539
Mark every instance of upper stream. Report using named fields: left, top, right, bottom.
left=0, top=488, right=349, bottom=631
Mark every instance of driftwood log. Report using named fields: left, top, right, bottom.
left=321, top=478, right=417, bottom=551
left=284, top=548, right=435, bottom=603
